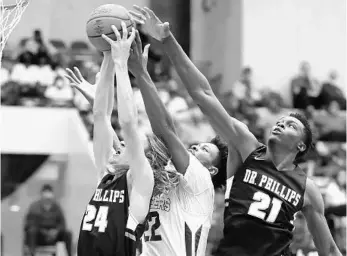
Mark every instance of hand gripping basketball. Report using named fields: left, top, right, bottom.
left=86, top=4, right=134, bottom=52
left=102, top=22, right=136, bottom=65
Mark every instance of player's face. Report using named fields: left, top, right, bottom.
left=268, top=116, right=306, bottom=152
left=189, top=142, right=220, bottom=169
left=108, top=141, right=129, bottom=171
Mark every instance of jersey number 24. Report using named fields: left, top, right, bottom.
left=82, top=205, right=109, bottom=232
left=248, top=191, right=282, bottom=223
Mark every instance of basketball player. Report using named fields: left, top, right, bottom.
left=75, top=24, right=155, bottom=256
left=125, top=28, right=241, bottom=256
left=130, top=6, right=342, bottom=256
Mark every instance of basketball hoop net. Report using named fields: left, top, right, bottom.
left=0, top=0, right=29, bottom=67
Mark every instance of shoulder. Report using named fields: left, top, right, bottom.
left=245, top=143, right=266, bottom=161
left=178, top=153, right=213, bottom=194
left=96, top=171, right=109, bottom=186
left=303, top=178, right=324, bottom=214
left=186, top=153, right=210, bottom=176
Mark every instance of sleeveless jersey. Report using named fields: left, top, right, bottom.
left=218, top=145, right=307, bottom=256
left=78, top=172, right=137, bottom=256
left=141, top=153, right=214, bottom=256
left=225, top=176, right=234, bottom=207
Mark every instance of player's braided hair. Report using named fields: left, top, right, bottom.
left=146, top=135, right=180, bottom=196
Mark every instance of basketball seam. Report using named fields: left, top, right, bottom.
left=87, top=16, right=131, bottom=23
left=87, top=24, right=133, bottom=38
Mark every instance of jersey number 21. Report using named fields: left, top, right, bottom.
left=248, top=191, right=282, bottom=223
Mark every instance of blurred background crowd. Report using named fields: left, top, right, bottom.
left=1, top=0, right=345, bottom=255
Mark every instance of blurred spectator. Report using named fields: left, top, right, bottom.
left=11, top=51, right=35, bottom=85
left=24, top=184, right=71, bottom=256
left=1, top=81, right=21, bottom=105
left=166, top=83, right=189, bottom=116
left=291, top=61, right=321, bottom=109
left=316, top=169, right=346, bottom=253
left=23, top=29, right=57, bottom=64
left=316, top=71, right=346, bottom=110
left=290, top=212, right=317, bottom=255
left=44, top=76, right=74, bottom=107
left=36, top=53, right=55, bottom=86
left=311, top=102, right=346, bottom=142
left=231, top=67, right=260, bottom=105
left=0, top=66, right=10, bottom=86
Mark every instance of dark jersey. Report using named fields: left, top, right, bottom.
left=218, top=145, right=307, bottom=256
left=78, top=172, right=136, bottom=256
left=125, top=213, right=146, bottom=256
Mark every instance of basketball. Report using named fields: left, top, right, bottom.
left=86, top=4, right=134, bottom=52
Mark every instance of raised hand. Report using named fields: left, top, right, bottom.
left=128, top=30, right=150, bottom=77
left=65, top=67, right=96, bottom=105
left=129, top=5, right=170, bottom=42
left=102, top=22, right=136, bottom=65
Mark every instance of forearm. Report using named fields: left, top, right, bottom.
left=163, top=32, right=213, bottom=98
left=106, top=73, right=115, bottom=117
left=115, top=63, right=138, bottom=127
left=115, top=62, right=153, bottom=188
left=93, top=56, right=115, bottom=116
left=137, top=71, right=176, bottom=137
left=92, top=55, right=115, bottom=176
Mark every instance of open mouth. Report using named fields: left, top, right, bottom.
left=272, top=127, right=282, bottom=135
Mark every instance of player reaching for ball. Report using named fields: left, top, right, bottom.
left=130, top=6, right=342, bottom=256
left=72, top=22, right=174, bottom=256
left=125, top=27, right=242, bottom=256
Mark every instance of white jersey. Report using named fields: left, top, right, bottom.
left=141, top=153, right=214, bottom=256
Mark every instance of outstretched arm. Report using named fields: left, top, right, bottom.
left=86, top=52, right=115, bottom=183
left=128, top=31, right=189, bottom=174
left=130, top=6, right=259, bottom=161
left=103, top=23, right=154, bottom=223
left=65, top=68, right=122, bottom=152
left=302, top=179, right=342, bottom=256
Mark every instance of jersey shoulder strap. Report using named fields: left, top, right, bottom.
left=244, top=144, right=267, bottom=163
left=125, top=211, right=145, bottom=241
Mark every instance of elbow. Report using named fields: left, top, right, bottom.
left=191, top=87, right=215, bottom=102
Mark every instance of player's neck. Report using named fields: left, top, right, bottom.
left=266, top=144, right=297, bottom=171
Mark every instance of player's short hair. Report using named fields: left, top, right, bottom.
left=146, top=135, right=179, bottom=196
left=210, top=135, right=228, bottom=189
left=289, top=112, right=314, bottom=163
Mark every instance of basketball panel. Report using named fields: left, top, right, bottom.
left=88, top=4, right=130, bottom=22
left=86, top=17, right=133, bottom=37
